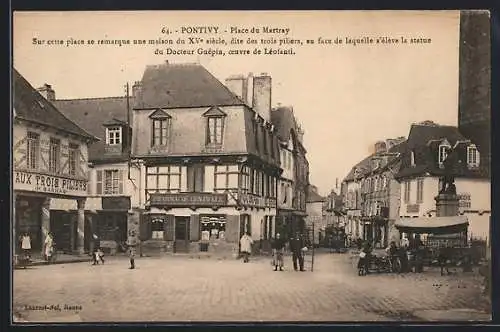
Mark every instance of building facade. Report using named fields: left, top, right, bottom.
left=395, top=122, right=491, bottom=240
left=131, top=63, right=281, bottom=255
left=51, top=93, right=140, bottom=255
left=271, top=106, right=309, bottom=239
left=13, top=69, right=97, bottom=256
left=306, top=185, right=325, bottom=245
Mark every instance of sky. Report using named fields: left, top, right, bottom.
left=13, top=11, right=460, bottom=196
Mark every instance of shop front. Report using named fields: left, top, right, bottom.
left=139, top=192, right=276, bottom=256
left=14, top=170, right=88, bottom=256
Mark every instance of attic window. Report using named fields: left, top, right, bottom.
left=410, top=151, right=416, bottom=167
left=438, top=144, right=450, bottom=164
left=203, top=106, right=226, bottom=146
left=467, top=145, right=480, bottom=167
left=106, top=127, right=122, bottom=145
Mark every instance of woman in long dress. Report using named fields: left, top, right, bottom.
left=44, top=232, right=54, bottom=263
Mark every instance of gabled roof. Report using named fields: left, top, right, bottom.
left=13, top=68, right=96, bottom=141
left=270, top=106, right=307, bottom=154
left=134, top=63, right=244, bottom=109
left=53, top=96, right=130, bottom=162
left=395, top=123, right=488, bottom=179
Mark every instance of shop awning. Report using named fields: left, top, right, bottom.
left=395, top=216, right=468, bottom=234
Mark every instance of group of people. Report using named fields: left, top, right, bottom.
left=19, top=231, right=56, bottom=263
left=239, top=231, right=309, bottom=272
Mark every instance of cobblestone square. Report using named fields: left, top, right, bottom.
left=13, top=253, right=490, bottom=323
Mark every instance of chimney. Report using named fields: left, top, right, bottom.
left=132, top=81, right=142, bottom=99
left=246, top=72, right=254, bottom=107
left=225, top=75, right=248, bottom=103
left=374, top=141, right=387, bottom=154
left=37, top=84, right=55, bottom=101
left=252, top=73, right=272, bottom=122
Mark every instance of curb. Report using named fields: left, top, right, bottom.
left=15, top=258, right=90, bottom=268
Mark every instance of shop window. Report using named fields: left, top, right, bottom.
left=214, top=165, right=238, bottom=193
left=49, top=137, right=60, bottom=174
left=146, top=166, right=182, bottom=194
left=106, top=126, right=122, bottom=145
left=151, top=218, right=164, bottom=240
left=68, top=143, right=79, bottom=176
left=200, top=215, right=226, bottom=240
left=26, top=131, right=40, bottom=170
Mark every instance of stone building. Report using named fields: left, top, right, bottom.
left=13, top=69, right=97, bottom=256
left=131, top=62, right=281, bottom=255
left=395, top=122, right=490, bottom=240
left=270, top=106, right=309, bottom=239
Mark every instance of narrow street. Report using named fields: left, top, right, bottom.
left=13, top=252, right=490, bottom=323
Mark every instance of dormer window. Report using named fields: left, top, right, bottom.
left=438, top=144, right=450, bottom=164
left=467, top=145, right=480, bottom=167
left=410, top=150, right=416, bottom=167
left=203, top=106, right=226, bottom=146
left=106, top=127, right=122, bottom=145
left=149, top=109, right=172, bottom=147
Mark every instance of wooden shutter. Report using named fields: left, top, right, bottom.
left=225, top=215, right=240, bottom=242
left=187, top=166, right=195, bottom=192
left=87, top=171, right=93, bottom=195
left=119, top=170, right=124, bottom=194
left=96, top=170, right=103, bottom=195
left=164, top=215, right=175, bottom=241
left=195, top=165, right=205, bottom=192
left=190, top=215, right=200, bottom=241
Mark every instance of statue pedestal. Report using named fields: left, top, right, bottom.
left=434, top=193, right=459, bottom=217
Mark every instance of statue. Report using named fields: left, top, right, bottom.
left=440, top=146, right=458, bottom=195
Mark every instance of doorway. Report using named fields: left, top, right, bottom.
left=174, top=216, right=190, bottom=253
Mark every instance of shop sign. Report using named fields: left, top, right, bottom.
left=149, top=193, right=227, bottom=207
left=239, top=193, right=277, bottom=208
left=14, top=170, right=87, bottom=197
left=458, top=193, right=471, bottom=209
left=102, top=197, right=131, bottom=210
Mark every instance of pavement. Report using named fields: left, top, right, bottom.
left=12, top=252, right=491, bottom=323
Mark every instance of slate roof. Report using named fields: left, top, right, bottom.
left=395, top=123, right=488, bottom=179
left=13, top=68, right=96, bottom=140
left=270, top=106, right=307, bottom=153
left=53, top=97, right=130, bottom=162
left=307, top=185, right=325, bottom=203
left=134, top=63, right=244, bottom=109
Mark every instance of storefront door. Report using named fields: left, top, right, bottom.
left=50, top=211, right=75, bottom=253
left=16, top=195, right=43, bottom=253
left=174, top=216, right=190, bottom=253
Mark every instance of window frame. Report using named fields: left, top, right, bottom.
left=104, top=169, right=122, bottom=195
left=68, top=143, right=79, bottom=176
left=26, top=131, right=40, bottom=170
left=106, top=126, right=122, bottom=146
left=213, top=165, right=239, bottom=193
left=151, top=118, right=171, bottom=147
left=438, top=144, right=449, bottom=164
left=146, top=166, right=182, bottom=196
left=416, top=178, right=424, bottom=204
left=467, top=145, right=480, bottom=167
left=49, top=137, right=61, bottom=174
left=404, top=180, right=411, bottom=203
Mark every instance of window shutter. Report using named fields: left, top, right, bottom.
left=225, top=215, right=240, bottom=242
left=119, top=170, right=124, bottom=194
left=164, top=215, right=175, bottom=241
left=190, top=215, right=200, bottom=241
left=187, top=166, right=195, bottom=192
left=96, top=170, right=103, bottom=195
left=139, top=214, right=149, bottom=241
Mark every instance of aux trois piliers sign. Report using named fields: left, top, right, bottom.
left=14, top=170, right=87, bottom=197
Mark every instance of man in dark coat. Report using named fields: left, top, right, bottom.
left=289, top=232, right=306, bottom=271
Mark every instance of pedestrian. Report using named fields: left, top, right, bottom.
left=93, top=247, right=105, bottom=265
left=44, top=232, right=54, bottom=263
left=20, top=232, right=31, bottom=258
left=289, top=231, right=306, bottom=271
left=271, top=232, right=285, bottom=271
left=127, top=230, right=137, bottom=269
left=239, top=232, right=253, bottom=263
